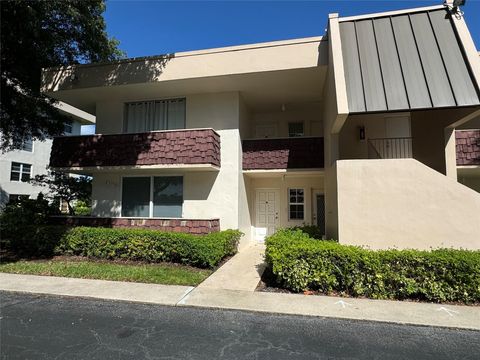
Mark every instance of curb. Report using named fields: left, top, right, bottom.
left=1, top=273, right=479, bottom=331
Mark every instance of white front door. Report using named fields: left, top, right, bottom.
left=255, top=189, right=279, bottom=242
left=384, top=115, right=412, bottom=158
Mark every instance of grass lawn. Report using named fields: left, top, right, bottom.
left=0, top=258, right=212, bottom=286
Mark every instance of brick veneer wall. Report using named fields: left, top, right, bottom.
left=242, top=137, right=324, bottom=170
left=456, top=130, right=480, bottom=166
left=49, top=217, right=220, bottom=234
left=50, top=129, right=220, bottom=168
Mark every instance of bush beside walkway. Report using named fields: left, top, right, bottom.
left=58, top=227, right=241, bottom=268
left=265, top=229, right=480, bottom=304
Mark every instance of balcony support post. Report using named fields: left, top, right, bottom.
left=444, top=127, right=457, bottom=180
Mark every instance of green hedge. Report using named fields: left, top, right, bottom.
left=57, top=227, right=241, bottom=268
left=265, top=229, right=480, bottom=303
left=289, top=225, right=337, bottom=241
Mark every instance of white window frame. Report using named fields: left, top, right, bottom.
left=10, top=162, right=32, bottom=182
left=288, top=188, right=305, bottom=220
left=288, top=122, right=305, bottom=137
left=120, top=175, right=184, bottom=218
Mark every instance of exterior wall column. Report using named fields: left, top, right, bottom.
left=444, top=127, right=457, bottom=180
left=323, top=13, right=349, bottom=240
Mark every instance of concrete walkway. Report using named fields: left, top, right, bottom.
left=197, top=244, right=266, bottom=291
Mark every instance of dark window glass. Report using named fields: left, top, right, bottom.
left=153, top=176, right=183, bottom=217
left=8, top=194, right=29, bottom=203
left=121, top=177, right=150, bottom=217
left=64, top=121, right=73, bottom=134
left=288, top=122, right=304, bottom=137
left=21, top=138, right=33, bottom=152
left=10, top=162, right=31, bottom=182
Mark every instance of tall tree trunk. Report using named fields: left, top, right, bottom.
left=66, top=200, right=75, bottom=215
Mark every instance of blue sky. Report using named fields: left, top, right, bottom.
left=83, top=1, right=479, bottom=134
left=103, top=0, right=480, bottom=58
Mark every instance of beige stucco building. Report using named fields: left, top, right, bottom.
left=42, top=4, right=480, bottom=250
left=0, top=103, right=94, bottom=209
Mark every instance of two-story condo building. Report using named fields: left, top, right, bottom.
left=0, top=102, right=95, bottom=209
left=42, top=4, right=480, bottom=250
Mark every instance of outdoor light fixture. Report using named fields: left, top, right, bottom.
left=445, top=0, right=466, bottom=16
left=359, top=126, right=366, bottom=141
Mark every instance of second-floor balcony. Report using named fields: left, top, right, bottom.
left=242, top=137, right=324, bottom=170
left=50, top=128, right=220, bottom=173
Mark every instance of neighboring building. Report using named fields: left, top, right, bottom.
left=0, top=102, right=95, bottom=208
left=41, top=4, right=480, bottom=250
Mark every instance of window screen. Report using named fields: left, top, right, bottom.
left=153, top=176, right=183, bottom=217
left=121, top=177, right=150, bottom=217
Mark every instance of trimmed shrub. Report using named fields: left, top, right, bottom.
left=265, top=229, right=480, bottom=303
left=73, top=200, right=91, bottom=216
left=57, top=227, right=241, bottom=268
left=0, top=195, right=62, bottom=257
left=289, top=225, right=337, bottom=241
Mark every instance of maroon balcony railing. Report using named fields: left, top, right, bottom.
left=50, top=129, right=220, bottom=169
left=456, top=130, right=480, bottom=166
left=242, top=137, right=324, bottom=170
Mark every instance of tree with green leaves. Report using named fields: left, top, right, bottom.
left=1, top=0, right=124, bottom=150
left=31, top=171, right=92, bottom=215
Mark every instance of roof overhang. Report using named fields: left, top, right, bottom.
left=55, top=101, right=95, bottom=125
left=42, top=37, right=328, bottom=114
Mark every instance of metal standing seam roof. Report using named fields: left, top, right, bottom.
left=338, top=7, right=480, bottom=113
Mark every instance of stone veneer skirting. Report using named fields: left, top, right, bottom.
left=456, top=130, right=480, bottom=166
left=49, top=216, right=220, bottom=234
